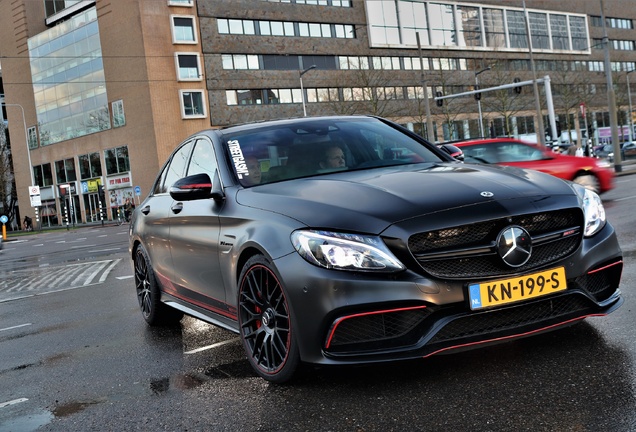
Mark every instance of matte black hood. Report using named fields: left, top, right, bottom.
left=236, top=163, right=577, bottom=234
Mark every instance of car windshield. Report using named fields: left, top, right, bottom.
left=222, top=117, right=443, bottom=187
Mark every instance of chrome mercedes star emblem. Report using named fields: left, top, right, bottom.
left=497, top=226, right=532, bottom=267
left=481, top=191, right=494, bottom=197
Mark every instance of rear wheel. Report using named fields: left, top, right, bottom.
left=238, top=255, right=300, bottom=383
left=134, top=245, right=183, bottom=326
left=573, top=173, right=601, bottom=194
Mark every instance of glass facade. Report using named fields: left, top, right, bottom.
left=28, top=6, right=110, bottom=146
left=366, top=1, right=590, bottom=53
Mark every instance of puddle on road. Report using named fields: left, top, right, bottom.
left=52, top=399, right=102, bottom=417
left=150, top=372, right=206, bottom=395
left=0, top=410, right=54, bottom=432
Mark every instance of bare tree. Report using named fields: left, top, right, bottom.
left=479, top=62, right=534, bottom=137
left=0, top=122, right=18, bottom=230
left=551, top=65, right=597, bottom=143
left=322, top=66, right=410, bottom=119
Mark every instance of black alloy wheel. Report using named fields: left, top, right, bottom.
left=134, top=246, right=183, bottom=326
left=238, top=255, right=299, bottom=383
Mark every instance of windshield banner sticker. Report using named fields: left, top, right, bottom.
left=228, top=139, right=250, bottom=179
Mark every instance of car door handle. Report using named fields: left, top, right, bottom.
left=171, top=203, right=183, bottom=214
left=140, top=205, right=150, bottom=215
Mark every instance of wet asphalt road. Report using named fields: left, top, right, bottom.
left=0, top=175, right=635, bottom=432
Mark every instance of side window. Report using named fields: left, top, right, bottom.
left=152, top=163, right=170, bottom=195
left=162, top=140, right=194, bottom=193
left=187, top=139, right=218, bottom=178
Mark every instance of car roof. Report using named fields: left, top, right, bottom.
left=451, top=138, right=538, bottom=147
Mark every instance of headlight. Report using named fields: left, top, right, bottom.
left=291, top=230, right=405, bottom=272
left=574, top=185, right=606, bottom=237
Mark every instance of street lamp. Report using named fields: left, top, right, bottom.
left=1, top=102, right=34, bottom=187
left=299, top=64, right=316, bottom=117
left=475, top=67, right=491, bottom=137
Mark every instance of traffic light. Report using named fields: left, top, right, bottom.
left=98, top=185, right=105, bottom=204
left=513, top=77, right=522, bottom=94
left=435, top=91, right=443, bottom=107
left=474, top=85, right=481, bottom=101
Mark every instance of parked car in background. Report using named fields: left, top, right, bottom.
left=593, top=144, right=614, bottom=160
left=620, top=142, right=636, bottom=160
left=454, top=138, right=615, bottom=194
left=129, top=116, right=623, bottom=383
left=594, top=142, right=636, bottom=162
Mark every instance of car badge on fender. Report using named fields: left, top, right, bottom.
left=497, top=226, right=532, bottom=267
left=481, top=191, right=494, bottom=197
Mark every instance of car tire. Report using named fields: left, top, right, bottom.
left=134, top=245, right=183, bottom=326
left=238, top=254, right=300, bottom=383
left=573, top=173, right=601, bottom=194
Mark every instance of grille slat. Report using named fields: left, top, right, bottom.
left=408, top=209, right=583, bottom=279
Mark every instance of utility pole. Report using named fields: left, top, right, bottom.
left=523, top=1, right=546, bottom=147
left=600, top=0, right=622, bottom=172
left=417, top=33, right=436, bottom=143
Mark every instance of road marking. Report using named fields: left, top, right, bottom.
left=184, top=337, right=240, bottom=355
left=0, top=259, right=123, bottom=302
left=99, top=259, right=121, bottom=283
left=116, top=275, right=134, bottom=280
left=0, top=323, right=32, bottom=332
left=88, top=248, right=121, bottom=253
left=614, top=195, right=636, bottom=201
left=0, top=398, right=29, bottom=409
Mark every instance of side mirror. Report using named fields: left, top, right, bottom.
left=169, top=173, right=213, bottom=201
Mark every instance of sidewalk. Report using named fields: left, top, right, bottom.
left=615, top=159, right=636, bottom=176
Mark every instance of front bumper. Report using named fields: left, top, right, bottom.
left=275, top=221, right=623, bottom=366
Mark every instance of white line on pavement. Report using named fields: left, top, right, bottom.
left=0, top=323, right=32, bottom=332
left=0, top=398, right=29, bottom=409
left=184, top=338, right=240, bottom=355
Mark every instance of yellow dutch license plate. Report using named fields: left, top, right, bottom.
left=468, top=267, right=567, bottom=310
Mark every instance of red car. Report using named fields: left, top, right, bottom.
left=454, top=138, right=615, bottom=194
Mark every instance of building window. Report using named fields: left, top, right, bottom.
left=529, top=12, right=549, bottom=49
left=217, top=18, right=354, bottom=39
left=180, top=90, right=206, bottom=118
left=78, top=152, right=102, bottom=180
left=172, top=15, right=197, bottom=43
left=112, top=100, right=126, bottom=128
left=33, top=163, right=54, bottom=187
left=55, top=157, right=77, bottom=184
left=261, top=0, right=351, bottom=5
left=175, top=53, right=202, bottom=80
left=550, top=15, right=569, bottom=50
left=507, top=10, right=528, bottom=49
left=28, top=6, right=110, bottom=146
left=591, top=16, right=633, bottom=29
left=168, top=0, right=193, bottom=6
left=483, top=8, right=506, bottom=48
left=104, top=146, right=130, bottom=175
left=27, top=126, right=38, bottom=149
left=570, top=16, right=588, bottom=51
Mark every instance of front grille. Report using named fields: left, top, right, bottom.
left=327, top=307, right=431, bottom=352
left=408, top=208, right=582, bottom=279
left=428, top=294, right=590, bottom=345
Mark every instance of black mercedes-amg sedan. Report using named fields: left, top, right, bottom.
left=129, top=115, right=623, bottom=383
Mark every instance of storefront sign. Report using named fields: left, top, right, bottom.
left=107, top=173, right=132, bottom=189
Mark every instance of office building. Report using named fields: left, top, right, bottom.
left=0, top=0, right=634, bottom=226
